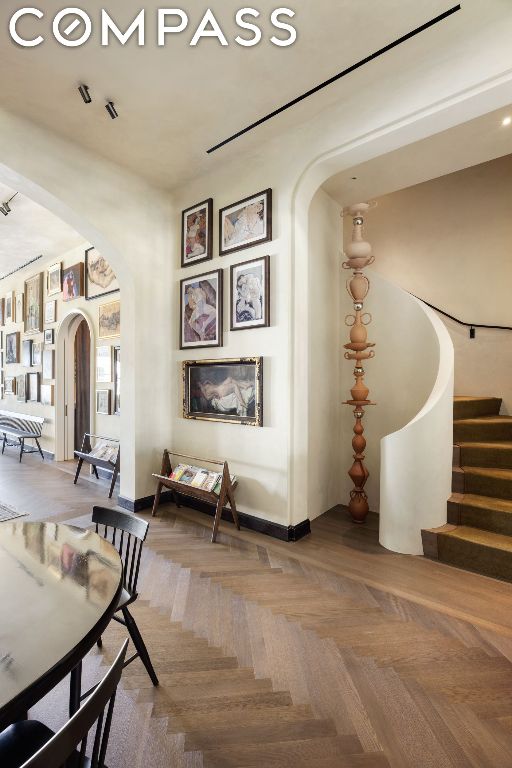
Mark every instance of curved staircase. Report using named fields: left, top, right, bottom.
left=423, top=396, right=512, bottom=582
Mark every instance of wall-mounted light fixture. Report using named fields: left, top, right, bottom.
left=105, top=101, right=118, bottom=120
left=78, top=84, right=92, bottom=104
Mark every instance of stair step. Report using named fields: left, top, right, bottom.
left=461, top=466, right=512, bottom=501
left=448, top=494, right=512, bottom=535
left=185, top=718, right=338, bottom=750
left=454, top=416, right=512, bottom=443
left=457, top=441, right=512, bottom=469
left=454, top=396, right=502, bottom=420
left=436, top=526, right=512, bottom=583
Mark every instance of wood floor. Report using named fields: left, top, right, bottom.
left=4, top=451, right=512, bottom=766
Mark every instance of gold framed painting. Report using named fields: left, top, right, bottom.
left=24, top=273, right=43, bottom=334
left=99, top=300, right=120, bottom=339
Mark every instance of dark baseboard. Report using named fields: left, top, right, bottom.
left=96, top=466, right=120, bottom=483
left=118, top=491, right=173, bottom=513
left=42, top=449, right=54, bottom=461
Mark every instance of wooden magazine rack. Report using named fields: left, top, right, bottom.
left=74, top=433, right=120, bottom=499
left=151, top=449, right=239, bottom=543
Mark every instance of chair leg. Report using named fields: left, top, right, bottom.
left=69, top=661, right=83, bottom=717
left=97, top=636, right=103, bottom=648
left=19, top=438, right=24, bottom=463
left=122, top=606, right=159, bottom=686
left=74, top=458, right=84, bottom=485
left=108, top=468, right=118, bottom=499
left=35, top=437, right=44, bottom=461
left=2, top=433, right=6, bottom=455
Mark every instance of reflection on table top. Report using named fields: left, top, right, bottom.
left=0, top=522, right=122, bottom=717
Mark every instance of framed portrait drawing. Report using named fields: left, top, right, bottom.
left=180, top=269, right=222, bottom=350
left=5, top=332, right=20, bottom=364
left=62, top=263, right=84, bottom=302
left=16, top=375, right=25, bottom=402
left=24, top=273, right=43, bottom=334
left=32, top=342, right=42, bottom=367
left=42, top=349, right=55, bottom=380
left=230, top=255, right=270, bottom=331
left=22, top=339, right=33, bottom=368
left=40, top=384, right=55, bottom=406
left=5, top=292, right=14, bottom=324
left=44, top=329, right=54, bottom=345
left=99, top=300, right=120, bottom=339
left=96, top=346, right=112, bottom=383
left=219, top=189, right=272, bottom=256
left=183, top=357, right=263, bottom=427
left=15, top=294, right=24, bottom=324
left=96, top=389, right=111, bottom=415
left=5, top=377, right=15, bottom=396
left=181, top=199, right=213, bottom=268
left=85, top=247, right=120, bottom=300
left=45, top=300, right=56, bottom=324
left=47, top=262, right=62, bottom=296
left=0, top=298, right=5, bottom=327
left=113, top=346, right=120, bottom=415
left=27, top=372, right=40, bottom=403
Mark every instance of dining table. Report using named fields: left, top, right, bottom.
left=0, top=521, right=123, bottom=732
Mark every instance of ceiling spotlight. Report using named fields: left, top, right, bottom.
left=0, top=206, right=8, bottom=217
left=2, top=202, right=11, bottom=214
left=502, top=116, right=512, bottom=126
left=105, top=101, right=118, bottom=120
left=78, top=84, right=92, bottom=104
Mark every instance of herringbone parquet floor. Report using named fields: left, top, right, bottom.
left=4, top=452, right=512, bottom=766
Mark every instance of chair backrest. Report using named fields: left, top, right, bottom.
left=92, top=507, right=148, bottom=597
left=22, top=640, right=128, bottom=768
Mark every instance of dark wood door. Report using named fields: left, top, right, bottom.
left=74, top=319, right=90, bottom=451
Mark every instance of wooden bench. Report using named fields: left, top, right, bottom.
left=74, top=433, right=120, bottom=499
left=0, top=410, right=45, bottom=462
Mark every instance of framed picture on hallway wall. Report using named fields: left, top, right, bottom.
left=32, top=342, right=42, bottom=367
left=96, top=346, right=112, bottom=383
left=5, top=292, right=14, bottom=324
left=99, top=300, right=120, bottom=339
left=181, top=199, right=213, bottom=268
left=180, top=269, right=223, bottom=350
left=40, top=384, right=54, bottom=406
left=16, top=374, right=25, bottom=401
left=4, top=377, right=15, bottom=396
left=45, top=300, right=56, bottom=324
left=5, top=332, right=20, bottom=364
left=22, top=339, right=32, bottom=368
left=219, top=189, right=272, bottom=256
left=24, top=273, right=43, bottom=334
left=44, top=329, right=54, bottom=345
left=85, top=247, right=120, bottom=300
left=62, top=263, right=84, bottom=301
left=96, top=389, right=111, bottom=415
left=0, top=298, right=5, bottom=327
left=15, top=294, right=24, bottom=324
left=42, top=349, right=55, bottom=380
left=27, top=372, right=40, bottom=403
left=113, top=346, right=120, bottom=415
left=47, top=262, right=62, bottom=296
left=230, top=255, right=270, bottom=331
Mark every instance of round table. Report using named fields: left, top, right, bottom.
left=0, top=521, right=123, bottom=732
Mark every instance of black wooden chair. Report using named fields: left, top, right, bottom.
left=92, top=507, right=158, bottom=687
left=0, top=640, right=128, bottom=768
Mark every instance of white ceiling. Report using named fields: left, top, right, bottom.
left=0, top=0, right=496, bottom=189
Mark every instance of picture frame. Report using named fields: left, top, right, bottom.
left=15, top=294, right=24, bottom=324
left=44, top=329, right=54, bottom=345
left=24, top=273, right=43, bottom=334
left=180, top=269, right=223, bottom=350
left=230, top=255, right=270, bottom=331
left=44, top=300, right=56, bottom=324
left=5, top=376, right=15, bottom=396
left=113, top=346, right=120, bottom=416
left=42, top=349, right=55, bottom=380
left=219, top=189, right=272, bottom=256
left=62, top=263, right=84, bottom=302
left=99, top=300, right=120, bottom=339
left=32, top=342, right=42, bottom=367
left=181, top=199, right=213, bottom=268
left=5, top=292, right=14, bottom=324
left=183, top=357, right=263, bottom=427
left=85, top=247, right=120, bottom=301
left=47, top=262, right=62, bottom=296
left=0, top=298, right=5, bottom=327
left=27, top=372, right=40, bottom=403
left=40, top=384, right=55, bottom=406
left=22, top=339, right=33, bottom=368
left=96, top=346, right=112, bottom=383
left=5, top=332, right=20, bottom=364
left=96, top=389, right=111, bottom=415
left=16, top=374, right=25, bottom=402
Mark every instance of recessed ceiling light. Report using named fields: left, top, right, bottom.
left=351, top=177, right=357, bottom=180
left=502, top=116, right=511, bottom=126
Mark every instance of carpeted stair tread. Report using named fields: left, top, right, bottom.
left=440, top=526, right=512, bottom=551
left=436, top=526, right=512, bottom=582
left=457, top=441, right=512, bottom=469
left=453, top=396, right=502, bottom=420
left=461, top=466, right=512, bottom=501
left=454, top=416, right=512, bottom=442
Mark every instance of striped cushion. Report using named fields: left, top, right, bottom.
left=0, top=416, right=42, bottom=437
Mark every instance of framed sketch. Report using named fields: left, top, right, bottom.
left=15, top=294, right=24, bottom=324
left=27, top=372, right=40, bottom=403
left=181, top=199, right=213, bottom=268
left=44, top=329, right=54, bottom=345
left=183, top=357, right=263, bottom=427
left=180, top=269, right=222, bottom=350
left=230, top=255, right=270, bottom=331
left=16, top=374, right=26, bottom=402
left=5, top=292, right=14, bottom=324
left=40, top=384, right=55, bottom=406
left=32, top=342, right=42, bottom=367
left=42, top=349, right=55, bottom=380
left=24, top=273, right=43, bottom=334
left=47, top=262, right=62, bottom=296
left=96, top=389, right=111, bottom=415
left=113, top=346, right=120, bottom=415
left=0, top=298, right=5, bottom=326
left=22, top=339, right=33, bottom=368
left=5, top=332, right=20, bottom=364
left=219, top=189, right=272, bottom=256
left=96, top=346, right=112, bottom=383
left=62, top=263, right=84, bottom=302
left=5, top=377, right=15, bottom=396
left=85, top=247, right=120, bottom=300
left=45, top=300, right=56, bottom=324
left=99, top=300, right=120, bottom=339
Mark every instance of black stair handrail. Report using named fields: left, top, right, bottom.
left=412, top=295, right=512, bottom=338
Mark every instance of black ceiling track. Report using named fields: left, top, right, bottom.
left=207, top=4, right=462, bottom=154
left=0, top=254, right=43, bottom=281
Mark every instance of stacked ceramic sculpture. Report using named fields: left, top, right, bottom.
left=342, top=203, right=375, bottom=524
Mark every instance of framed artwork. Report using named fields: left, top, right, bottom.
left=5, top=292, right=14, bottom=324
left=181, top=199, right=213, bottom=268
left=45, top=300, right=56, bottom=324
left=32, top=342, right=42, bottom=367
left=42, top=349, right=55, bottom=380
left=219, top=189, right=272, bottom=256
left=16, top=374, right=26, bottom=402
left=0, top=298, right=5, bottom=326
left=99, top=300, right=120, bottom=339
left=47, top=262, right=62, bottom=296
left=85, top=247, right=120, bottom=300
left=5, top=332, right=20, bottom=364
left=180, top=269, right=222, bottom=350
left=24, top=273, right=43, bottom=334
left=15, top=294, right=24, bottom=324
left=62, top=263, right=84, bottom=302
left=113, top=346, right=120, bottom=415
left=183, top=357, right=263, bottom=427
left=96, top=346, right=112, bottom=383
left=27, top=372, right=40, bottom=403
left=22, top=339, right=33, bottom=368
left=40, top=384, right=55, bottom=406
left=44, top=329, right=54, bottom=345
left=230, top=255, right=270, bottom=331
left=5, top=377, right=15, bottom=396
left=96, top=389, right=111, bottom=415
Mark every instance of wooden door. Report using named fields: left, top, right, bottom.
left=74, top=319, right=90, bottom=451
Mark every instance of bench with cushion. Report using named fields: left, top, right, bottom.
left=0, top=410, right=45, bottom=462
